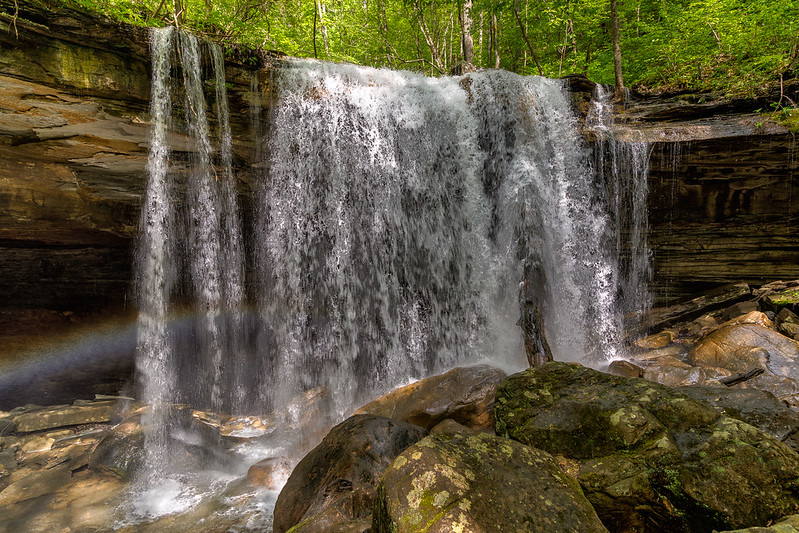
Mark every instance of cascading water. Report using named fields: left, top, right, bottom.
left=587, top=85, right=653, bottom=341
left=132, top=37, right=652, bottom=526
left=136, top=26, right=175, bottom=477
left=132, top=29, right=251, bottom=516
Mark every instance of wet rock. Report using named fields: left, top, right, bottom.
left=689, top=323, right=799, bottom=377
left=629, top=344, right=687, bottom=362
left=87, top=416, right=144, bottom=480
left=355, top=364, right=506, bottom=431
left=7, top=400, right=116, bottom=433
left=676, top=386, right=799, bottom=452
left=634, top=331, right=673, bottom=350
left=273, top=414, right=427, bottom=533
left=0, top=463, right=73, bottom=507
left=372, top=432, right=608, bottom=533
left=722, top=300, right=762, bottom=321
left=495, top=362, right=799, bottom=532
left=641, top=356, right=732, bottom=387
left=247, top=457, right=293, bottom=490
left=0, top=418, right=16, bottom=436
left=192, top=386, right=333, bottom=442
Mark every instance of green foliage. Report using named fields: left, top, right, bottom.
left=54, top=0, right=799, bottom=98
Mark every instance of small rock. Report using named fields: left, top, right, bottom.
left=247, top=457, right=293, bottom=490
left=722, top=300, right=761, bottom=322
left=720, top=310, right=774, bottom=329
left=643, top=357, right=732, bottom=387
left=607, top=360, right=644, bottom=378
left=633, top=331, right=673, bottom=350
left=778, top=308, right=799, bottom=325
left=429, top=418, right=479, bottom=435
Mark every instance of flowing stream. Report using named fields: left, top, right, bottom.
left=131, top=30, right=651, bottom=525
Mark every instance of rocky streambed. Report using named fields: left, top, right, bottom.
left=4, top=281, right=799, bottom=532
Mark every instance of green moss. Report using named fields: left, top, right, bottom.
left=773, top=108, right=799, bottom=134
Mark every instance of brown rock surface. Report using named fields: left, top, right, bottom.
left=355, top=364, right=506, bottom=431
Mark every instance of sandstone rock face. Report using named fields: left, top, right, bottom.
left=373, top=432, right=608, bottom=533
left=273, top=414, right=427, bottom=533
left=495, top=363, right=799, bottom=532
left=355, top=364, right=507, bottom=432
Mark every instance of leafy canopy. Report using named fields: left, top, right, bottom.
left=61, top=0, right=799, bottom=96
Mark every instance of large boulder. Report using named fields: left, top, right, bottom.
left=355, top=364, right=506, bottom=431
left=373, top=432, right=608, bottom=533
left=495, top=362, right=799, bottom=533
left=688, top=323, right=799, bottom=376
left=676, top=385, right=799, bottom=452
left=688, top=322, right=799, bottom=398
left=273, top=414, right=427, bottom=533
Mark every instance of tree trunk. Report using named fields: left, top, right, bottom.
left=460, top=0, right=474, bottom=64
left=610, top=0, right=625, bottom=98
left=313, top=0, right=318, bottom=58
left=492, top=13, right=500, bottom=69
left=512, top=0, right=543, bottom=75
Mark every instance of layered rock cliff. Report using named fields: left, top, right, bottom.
left=618, top=92, right=799, bottom=301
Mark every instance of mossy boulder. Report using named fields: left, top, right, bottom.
left=765, top=288, right=799, bottom=314
left=273, top=415, right=427, bottom=533
left=495, top=362, right=799, bottom=532
left=373, top=432, right=608, bottom=532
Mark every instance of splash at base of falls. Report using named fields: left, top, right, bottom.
left=131, top=29, right=651, bottom=525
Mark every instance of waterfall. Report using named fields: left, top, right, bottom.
left=134, top=28, right=248, bottom=491
left=587, top=85, right=653, bottom=341
left=133, top=44, right=652, bottom=506
left=136, top=26, right=175, bottom=476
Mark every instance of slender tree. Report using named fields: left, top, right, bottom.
left=512, top=0, right=543, bottom=75
left=460, top=0, right=474, bottom=64
left=610, top=0, right=625, bottom=98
